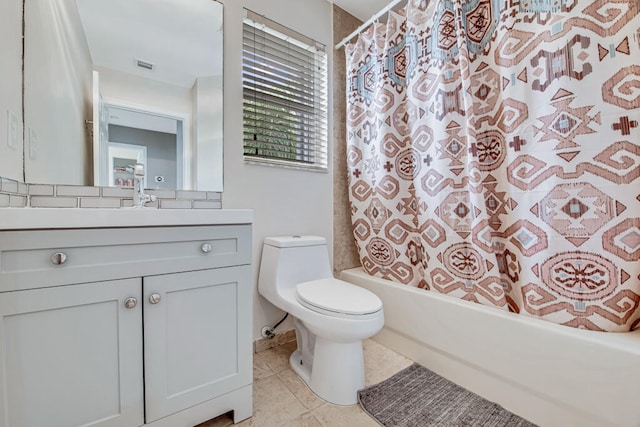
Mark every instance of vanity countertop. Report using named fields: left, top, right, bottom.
left=0, top=208, right=253, bottom=230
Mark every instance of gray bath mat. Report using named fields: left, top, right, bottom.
left=358, top=363, right=537, bottom=427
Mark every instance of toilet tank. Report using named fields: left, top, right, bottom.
left=258, top=236, right=333, bottom=296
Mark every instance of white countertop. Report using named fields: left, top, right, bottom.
left=0, top=208, right=253, bottom=230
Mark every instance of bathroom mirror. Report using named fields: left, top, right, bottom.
left=22, top=0, right=223, bottom=191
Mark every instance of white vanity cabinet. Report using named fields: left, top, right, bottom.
left=0, top=278, right=144, bottom=427
left=0, top=223, right=253, bottom=427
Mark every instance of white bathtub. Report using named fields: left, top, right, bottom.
left=341, top=267, right=640, bottom=427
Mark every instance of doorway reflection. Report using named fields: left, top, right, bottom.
left=100, top=105, right=185, bottom=190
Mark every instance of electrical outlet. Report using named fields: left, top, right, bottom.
left=6, top=110, right=18, bottom=149
left=29, top=128, right=37, bottom=160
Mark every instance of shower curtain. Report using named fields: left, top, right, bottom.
left=345, top=0, right=640, bottom=331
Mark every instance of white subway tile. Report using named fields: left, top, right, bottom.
left=192, top=200, right=222, bottom=209
left=207, top=192, right=222, bottom=201
left=30, top=197, right=78, bottom=208
left=176, top=190, right=207, bottom=200
left=1, top=178, right=18, bottom=193
left=0, top=194, right=10, bottom=207
left=102, top=187, right=134, bottom=198
left=17, top=182, right=28, bottom=195
left=80, top=198, right=121, bottom=208
left=159, top=199, right=192, bottom=209
left=56, top=185, right=100, bottom=197
left=126, top=200, right=159, bottom=208
left=9, top=195, right=27, bottom=207
left=28, top=184, right=54, bottom=196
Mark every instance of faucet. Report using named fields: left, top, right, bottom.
left=132, top=163, right=157, bottom=208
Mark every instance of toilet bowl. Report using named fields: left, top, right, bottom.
left=258, top=236, right=384, bottom=405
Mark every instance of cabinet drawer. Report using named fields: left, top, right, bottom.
left=0, top=225, right=251, bottom=292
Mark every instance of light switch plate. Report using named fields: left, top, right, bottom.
left=29, top=127, right=37, bottom=160
left=6, top=110, right=18, bottom=149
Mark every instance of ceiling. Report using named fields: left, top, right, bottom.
left=328, top=0, right=391, bottom=21
left=76, top=0, right=223, bottom=89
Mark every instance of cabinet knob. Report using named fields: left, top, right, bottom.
left=201, top=243, right=213, bottom=253
left=149, top=293, right=162, bottom=304
left=50, top=252, right=67, bottom=265
left=124, top=297, right=137, bottom=309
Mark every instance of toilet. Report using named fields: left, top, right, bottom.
left=258, top=235, right=384, bottom=406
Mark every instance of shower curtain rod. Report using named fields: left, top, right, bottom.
left=334, top=0, right=406, bottom=49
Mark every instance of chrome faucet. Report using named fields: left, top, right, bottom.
left=132, top=163, right=157, bottom=208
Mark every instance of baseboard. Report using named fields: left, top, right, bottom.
left=254, top=329, right=296, bottom=353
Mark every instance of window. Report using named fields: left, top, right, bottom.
left=242, top=10, right=328, bottom=171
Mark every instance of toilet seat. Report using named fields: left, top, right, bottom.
left=295, top=278, right=382, bottom=318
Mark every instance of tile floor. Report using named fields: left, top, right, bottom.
left=198, top=338, right=413, bottom=426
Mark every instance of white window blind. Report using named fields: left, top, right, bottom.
left=242, top=10, right=328, bottom=170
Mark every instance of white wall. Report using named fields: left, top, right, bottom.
left=98, top=67, right=194, bottom=121
left=193, top=76, right=224, bottom=191
left=99, top=66, right=194, bottom=188
left=221, top=0, right=334, bottom=340
left=23, top=0, right=93, bottom=185
left=0, top=0, right=24, bottom=181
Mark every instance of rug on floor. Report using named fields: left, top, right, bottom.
left=358, top=363, right=537, bottom=427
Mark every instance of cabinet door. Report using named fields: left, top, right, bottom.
left=144, top=266, right=251, bottom=423
left=0, top=279, right=144, bottom=427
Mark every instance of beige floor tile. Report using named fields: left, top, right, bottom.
left=243, top=336, right=409, bottom=426
left=277, top=369, right=324, bottom=410
left=253, top=351, right=275, bottom=381
left=280, top=412, right=323, bottom=427
left=258, top=340, right=297, bottom=374
left=311, top=403, right=379, bottom=427
left=237, top=374, right=307, bottom=426
left=363, top=338, right=413, bottom=386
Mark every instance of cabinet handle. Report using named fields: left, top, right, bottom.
left=124, top=297, right=137, bottom=309
left=149, top=293, right=162, bottom=304
left=201, top=243, right=213, bottom=253
left=50, top=252, right=67, bottom=265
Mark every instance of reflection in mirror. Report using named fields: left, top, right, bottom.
left=23, top=0, right=223, bottom=191
left=96, top=100, right=186, bottom=190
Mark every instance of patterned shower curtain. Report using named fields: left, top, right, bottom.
left=345, top=0, right=640, bottom=332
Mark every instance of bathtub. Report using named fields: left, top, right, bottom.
left=341, top=267, right=640, bottom=427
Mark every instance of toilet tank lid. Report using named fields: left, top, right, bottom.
left=264, top=235, right=326, bottom=248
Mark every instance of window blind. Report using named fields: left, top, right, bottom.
left=242, top=11, right=328, bottom=170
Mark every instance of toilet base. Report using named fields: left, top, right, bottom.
left=289, top=336, right=364, bottom=406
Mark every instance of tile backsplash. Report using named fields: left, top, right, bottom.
left=0, top=177, right=222, bottom=209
